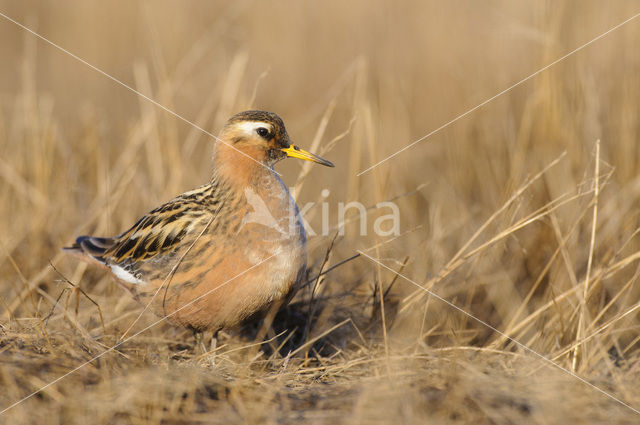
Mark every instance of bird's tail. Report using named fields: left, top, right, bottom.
left=62, top=236, right=115, bottom=268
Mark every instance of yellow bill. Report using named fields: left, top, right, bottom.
left=282, top=145, right=334, bottom=167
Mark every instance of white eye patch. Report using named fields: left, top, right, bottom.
left=236, top=121, right=273, bottom=137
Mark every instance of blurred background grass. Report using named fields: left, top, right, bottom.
left=1, top=1, right=640, bottom=423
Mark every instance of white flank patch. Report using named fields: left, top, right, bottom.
left=110, top=265, right=144, bottom=284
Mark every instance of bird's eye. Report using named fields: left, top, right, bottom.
left=256, top=127, right=269, bottom=138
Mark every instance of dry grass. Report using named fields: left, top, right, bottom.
left=1, top=1, right=640, bottom=423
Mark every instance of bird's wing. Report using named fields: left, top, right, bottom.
left=104, top=204, right=203, bottom=263
left=66, top=185, right=219, bottom=272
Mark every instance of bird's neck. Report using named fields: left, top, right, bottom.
left=210, top=144, right=300, bottom=241
left=211, top=143, right=275, bottom=189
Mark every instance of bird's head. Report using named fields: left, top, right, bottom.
left=217, top=110, right=334, bottom=169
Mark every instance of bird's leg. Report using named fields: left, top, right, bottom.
left=210, top=330, right=218, bottom=353
left=192, top=328, right=207, bottom=355
left=247, top=300, right=284, bottom=360
left=208, top=329, right=219, bottom=366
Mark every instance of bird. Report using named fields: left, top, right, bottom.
left=65, top=110, right=334, bottom=343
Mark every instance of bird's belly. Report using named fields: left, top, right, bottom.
left=131, top=173, right=308, bottom=331
left=141, top=217, right=307, bottom=330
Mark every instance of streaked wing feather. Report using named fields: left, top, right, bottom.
left=65, top=182, right=222, bottom=274
left=104, top=204, right=199, bottom=263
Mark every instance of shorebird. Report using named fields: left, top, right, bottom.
left=65, top=110, right=333, bottom=340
